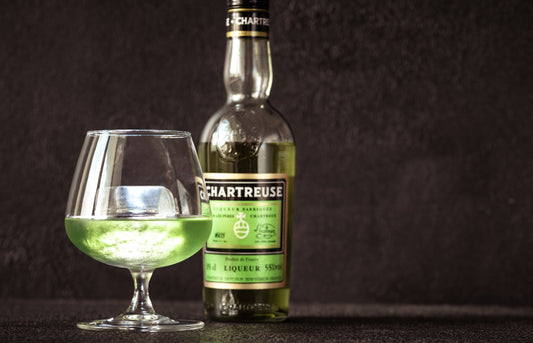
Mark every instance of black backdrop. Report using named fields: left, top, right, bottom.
left=1, top=0, right=532, bottom=306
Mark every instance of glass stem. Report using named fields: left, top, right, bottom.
left=125, top=270, right=155, bottom=315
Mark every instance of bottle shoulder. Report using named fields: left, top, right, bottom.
left=200, top=101, right=294, bottom=144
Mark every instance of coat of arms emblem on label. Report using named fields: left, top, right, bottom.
left=233, top=212, right=250, bottom=239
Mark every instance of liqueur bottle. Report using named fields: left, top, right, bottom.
left=199, top=0, right=295, bottom=322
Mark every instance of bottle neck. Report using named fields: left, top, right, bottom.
left=224, top=37, right=272, bottom=103
left=224, top=6, right=272, bottom=103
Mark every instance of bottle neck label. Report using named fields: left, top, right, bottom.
left=226, top=8, right=269, bottom=38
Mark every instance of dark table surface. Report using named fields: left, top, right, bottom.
left=2, top=299, right=533, bottom=342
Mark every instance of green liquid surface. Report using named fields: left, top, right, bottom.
left=65, top=217, right=212, bottom=270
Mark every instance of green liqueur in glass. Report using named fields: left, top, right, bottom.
left=65, top=217, right=212, bottom=270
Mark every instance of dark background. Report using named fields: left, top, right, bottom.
left=1, top=0, right=532, bottom=306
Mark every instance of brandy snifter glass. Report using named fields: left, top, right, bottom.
left=65, top=130, right=212, bottom=332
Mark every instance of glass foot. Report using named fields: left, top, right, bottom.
left=77, top=313, right=204, bottom=332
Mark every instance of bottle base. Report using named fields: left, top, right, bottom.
left=203, top=287, right=290, bottom=322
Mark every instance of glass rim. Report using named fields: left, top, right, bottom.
left=86, top=129, right=191, bottom=138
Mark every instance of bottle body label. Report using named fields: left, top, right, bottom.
left=203, top=172, right=288, bottom=289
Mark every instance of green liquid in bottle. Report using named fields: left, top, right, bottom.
left=200, top=142, right=295, bottom=321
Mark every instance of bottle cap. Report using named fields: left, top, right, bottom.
left=228, top=0, right=269, bottom=10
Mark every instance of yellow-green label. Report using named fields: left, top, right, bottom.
left=203, top=173, right=288, bottom=289
left=207, top=200, right=281, bottom=249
